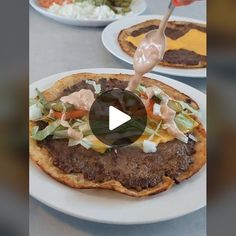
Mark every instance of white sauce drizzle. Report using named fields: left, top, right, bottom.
left=160, top=96, right=188, bottom=143
left=126, top=4, right=175, bottom=92
left=126, top=4, right=188, bottom=143
left=60, top=89, right=95, bottom=111
left=67, top=127, right=83, bottom=140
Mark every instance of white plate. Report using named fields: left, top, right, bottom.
left=29, top=0, right=147, bottom=27
left=102, top=15, right=206, bottom=77
left=30, top=68, right=206, bottom=225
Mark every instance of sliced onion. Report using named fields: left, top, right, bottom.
left=179, top=101, right=199, bottom=116
left=29, top=104, right=42, bottom=121
left=68, top=138, right=81, bottom=147
left=60, top=119, right=70, bottom=128
left=86, top=80, right=101, bottom=94
left=176, top=134, right=189, bottom=144
left=189, top=134, right=198, bottom=142
left=80, top=138, right=92, bottom=149
left=143, top=140, right=157, bottom=153
left=68, top=137, right=92, bottom=149
left=153, top=103, right=161, bottom=115
left=67, top=128, right=83, bottom=140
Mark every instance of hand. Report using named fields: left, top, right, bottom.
left=172, top=0, right=196, bottom=6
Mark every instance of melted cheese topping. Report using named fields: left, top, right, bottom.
left=126, top=29, right=206, bottom=56
left=85, top=135, right=108, bottom=154
left=89, top=132, right=175, bottom=154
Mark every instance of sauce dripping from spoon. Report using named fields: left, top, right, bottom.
left=127, top=1, right=175, bottom=91
left=127, top=0, right=191, bottom=143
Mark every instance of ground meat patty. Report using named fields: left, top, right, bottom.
left=163, top=49, right=206, bottom=66
left=62, top=78, right=128, bottom=97
left=63, top=80, right=95, bottom=96
left=39, top=138, right=195, bottom=191
left=36, top=78, right=196, bottom=191
left=131, top=22, right=206, bottom=40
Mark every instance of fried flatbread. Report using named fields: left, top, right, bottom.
left=118, top=19, right=207, bottom=68
left=30, top=73, right=206, bottom=197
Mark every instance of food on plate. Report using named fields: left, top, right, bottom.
left=29, top=73, right=206, bottom=197
left=38, top=0, right=133, bottom=20
left=118, top=19, right=207, bottom=68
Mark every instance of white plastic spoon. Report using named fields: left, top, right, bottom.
left=127, top=1, right=175, bottom=91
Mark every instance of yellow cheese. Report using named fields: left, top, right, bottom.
left=87, top=117, right=197, bottom=153
left=85, top=135, right=108, bottom=154
left=126, top=29, right=206, bottom=56
left=132, top=131, right=175, bottom=148
left=88, top=131, right=175, bottom=154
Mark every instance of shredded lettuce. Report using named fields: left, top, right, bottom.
left=153, top=87, right=166, bottom=99
left=68, top=137, right=92, bottom=148
left=175, top=113, right=199, bottom=133
left=143, top=126, right=154, bottom=135
left=31, top=126, right=39, bottom=136
left=60, top=119, right=70, bottom=128
left=178, top=101, right=199, bottom=116
left=79, top=122, right=90, bottom=132
left=189, top=134, right=198, bottom=142
left=30, top=104, right=43, bottom=121
left=30, top=89, right=49, bottom=115
left=31, top=120, right=61, bottom=141
left=79, top=138, right=92, bottom=149
left=148, top=121, right=162, bottom=140
left=30, top=98, right=38, bottom=106
left=135, top=84, right=146, bottom=94
left=36, top=88, right=48, bottom=106
left=167, top=100, right=182, bottom=113
left=52, top=129, right=69, bottom=139
left=86, top=80, right=101, bottom=94
left=68, top=139, right=80, bottom=147
left=72, top=119, right=86, bottom=128
left=150, top=88, right=199, bottom=116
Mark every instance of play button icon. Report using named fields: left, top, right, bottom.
left=109, top=106, right=131, bottom=131
left=89, top=89, right=147, bottom=147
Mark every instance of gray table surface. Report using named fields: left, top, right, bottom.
left=30, top=1, right=206, bottom=235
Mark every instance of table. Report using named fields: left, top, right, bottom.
left=30, top=1, right=206, bottom=235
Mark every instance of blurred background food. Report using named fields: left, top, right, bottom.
left=90, top=0, right=133, bottom=13
left=37, top=0, right=136, bottom=22
left=39, top=0, right=133, bottom=14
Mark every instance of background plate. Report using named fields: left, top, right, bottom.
left=29, top=0, right=147, bottom=27
left=102, top=15, right=206, bottom=77
left=30, top=68, right=206, bottom=225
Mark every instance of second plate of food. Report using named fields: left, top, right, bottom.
left=30, top=0, right=147, bottom=27
left=102, top=15, right=206, bottom=77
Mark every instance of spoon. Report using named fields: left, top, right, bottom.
left=134, top=0, right=175, bottom=74
left=127, top=1, right=175, bottom=91
left=149, top=1, right=175, bottom=60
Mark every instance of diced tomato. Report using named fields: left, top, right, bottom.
left=147, top=99, right=155, bottom=112
left=38, top=0, right=54, bottom=8
left=140, top=91, right=148, bottom=99
left=51, top=110, right=87, bottom=120
left=147, top=99, right=161, bottom=121
left=38, top=0, right=72, bottom=8
left=54, top=0, right=72, bottom=5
